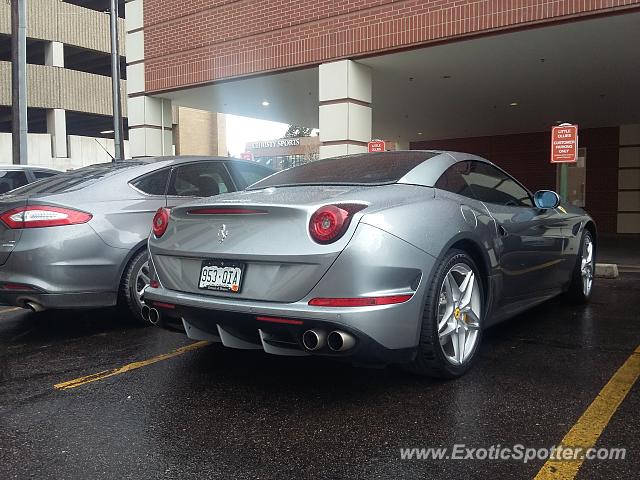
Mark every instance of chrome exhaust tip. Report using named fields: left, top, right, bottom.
left=148, top=307, right=160, bottom=325
left=25, top=301, right=45, bottom=313
left=327, top=331, right=356, bottom=352
left=141, top=305, right=151, bottom=322
left=302, top=329, right=326, bottom=351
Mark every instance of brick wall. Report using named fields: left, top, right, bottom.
left=143, top=0, right=640, bottom=93
left=410, top=127, right=620, bottom=233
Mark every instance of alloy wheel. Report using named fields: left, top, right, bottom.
left=581, top=235, right=594, bottom=297
left=437, top=263, right=482, bottom=365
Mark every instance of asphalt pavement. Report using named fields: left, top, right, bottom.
left=0, top=275, right=638, bottom=480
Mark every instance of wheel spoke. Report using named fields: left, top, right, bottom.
left=445, top=272, right=461, bottom=302
left=439, top=322, right=455, bottom=339
left=451, top=330, right=466, bottom=364
left=459, top=271, right=475, bottom=309
left=584, top=242, right=593, bottom=264
left=464, top=310, right=481, bottom=330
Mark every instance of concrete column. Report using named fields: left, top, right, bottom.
left=319, top=60, right=372, bottom=159
left=44, top=41, right=64, bottom=67
left=128, top=96, right=173, bottom=158
left=125, top=0, right=172, bottom=157
left=46, top=108, right=67, bottom=158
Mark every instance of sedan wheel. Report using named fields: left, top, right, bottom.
left=135, top=260, right=151, bottom=311
left=119, top=249, right=152, bottom=325
left=437, top=263, right=482, bottom=366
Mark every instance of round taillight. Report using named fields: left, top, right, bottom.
left=152, top=208, right=170, bottom=238
left=309, top=204, right=366, bottom=244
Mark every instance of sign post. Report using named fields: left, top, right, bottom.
left=550, top=124, right=578, bottom=202
left=368, top=140, right=385, bottom=153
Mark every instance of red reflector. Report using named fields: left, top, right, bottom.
left=1, top=283, right=36, bottom=291
left=152, top=301, right=175, bottom=310
left=150, top=280, right=159, bottom=289
left=187, top=208, right=267, bottom=215
left=308, top=295, right=413, bottom=307
left=256, top=316, right=304, bottom=325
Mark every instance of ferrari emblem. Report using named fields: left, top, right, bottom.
left=454, top=307, right=461, bottom=319
left=217, top=224, right=228, bottom=244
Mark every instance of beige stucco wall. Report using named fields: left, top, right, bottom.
left=0, top=61, right=126, bottom=116
left=0, top=0, right=125, bottom=54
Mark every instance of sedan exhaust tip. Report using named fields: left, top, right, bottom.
left=327, top=331, right=356, bottom=352
left=302, top=329, right=326, bottom=351
left=141, top=305, right=160, bottom=324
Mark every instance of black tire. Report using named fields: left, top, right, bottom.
left=563, top=230, right=595, bottom=304
left=404, top=249, right=484, bottom=378
left=118, top=248, right=150, bottom=325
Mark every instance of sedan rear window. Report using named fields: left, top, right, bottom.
left=7, top=161, right=145, bottom=195
left=248, top=151, right=438, bottom=189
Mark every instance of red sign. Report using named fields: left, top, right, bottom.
left=240, top=152, right=253, bottom=161
left=550, top=124, right=578, bottom=163
left=368, top=140, right=385, bottom=153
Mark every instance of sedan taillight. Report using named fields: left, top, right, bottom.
left=0, top=205, right=92, bottom=229
left=152, top=207, right=170, bottom=238
left=308, top=204, right=367, bottom=244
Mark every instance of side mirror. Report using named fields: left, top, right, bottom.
left=534, top=190, right=560, bottom=209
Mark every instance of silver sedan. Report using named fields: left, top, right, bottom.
left=144, top=151, right=596, bottom=377
left=0, top=157, right=273, bottom=322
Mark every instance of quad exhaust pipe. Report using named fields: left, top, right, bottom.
left=141, top=305, right=160, bottom=325
left=25, top=301, right=44, bottom=313
left=302, top=329, right=326, bottom=351
left=302, top=329, right=355, bottom=352
left=327, top=330, right=356, bottom=352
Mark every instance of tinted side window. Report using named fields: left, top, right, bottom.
left=168, top=162, right=234, bottom=197
left=466, top=162, right=533, bottom=207
left=434, top=161, right=476, bottom=199
left=228, top=162, right=273, bottom=188
left=33, top=170, right=58, bottom=179
left=0, top=171, right=29, bottom=194
left=131, top=169, right=170, bottom=195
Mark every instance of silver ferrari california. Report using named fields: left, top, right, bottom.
left=144, top=151, right=596, bottom=377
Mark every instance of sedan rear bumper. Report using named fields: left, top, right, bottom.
left=0, top=290, right=117, bottom=310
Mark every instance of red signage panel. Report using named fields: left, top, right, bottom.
left=368, top=140, right=385, bottom=153
left=550, top=124, right=578, bottom=163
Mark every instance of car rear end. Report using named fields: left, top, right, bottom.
left=144, top=152, right=441, bottom=365
left=0, top=163, right=147, bottom=311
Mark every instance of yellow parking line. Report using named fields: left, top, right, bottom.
left=54, top=340, right=210, bottom=390
left=534, top=345, right=640, bottom=480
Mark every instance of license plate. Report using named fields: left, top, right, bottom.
left=198, top=260, right=244, bottom=293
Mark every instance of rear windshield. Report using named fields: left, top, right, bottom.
left=248, top=151, right=438, bottom=189
left=7, top=161, right=145, bottom=195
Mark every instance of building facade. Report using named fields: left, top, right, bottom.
left=245, top=135, right=319, bottom=170
left=126, top=0, right=640, bottom=233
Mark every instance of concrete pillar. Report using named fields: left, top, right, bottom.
left=128, top=96, right=173, bottom=158
left=125, top=0, right=172, bottom=157
left=44, top=41, right=64, bottom=67
left=46, top=108, right=67, bottom=158
left=319, top=60, right=372, bottom=159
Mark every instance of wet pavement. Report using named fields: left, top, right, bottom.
left=0, top=275, right=638, bottom=480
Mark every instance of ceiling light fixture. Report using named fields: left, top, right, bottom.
left=509, top=102, right=519, bottom=107
left=418, top=132, right=423, bottom=135
left=261, top=100, right=270, bottom=107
